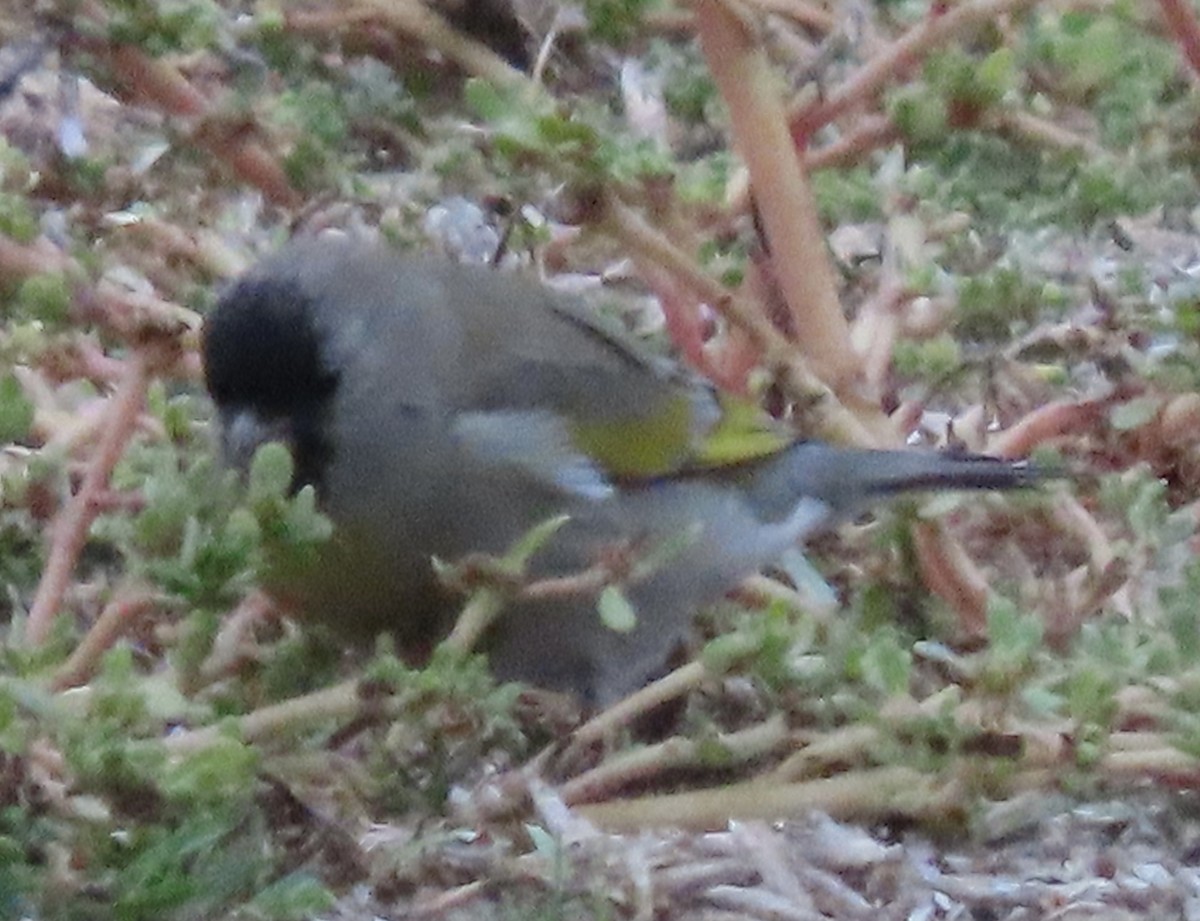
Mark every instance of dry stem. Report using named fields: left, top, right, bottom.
left=51, top=588, right=158, bottom=690
left=165, top=678, right=364, bottom=755
left=604, top=194, right=886, bottom=446
left=1159, top=0, right=1200, bottom=80
left=358, top=0, right=528, bottom=89
left=577, top=764, right=942, bottom=830
left=788, top=0, right=1040, bottom=142
left=561, top=715, right=789, bottom=805
left=26, top=354, right=152, bottom=647
left=911, top=520, right=990, bottom=634
left=693, top=0, right=859, bottom=392
left=568, top=661, right=712, bottom=751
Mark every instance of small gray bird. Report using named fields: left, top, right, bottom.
left=202, top=237, right=1040, bottom=704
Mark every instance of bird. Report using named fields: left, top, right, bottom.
left=202, top=235, right=1043, bottom=705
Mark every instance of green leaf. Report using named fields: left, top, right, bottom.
left=987, top=597, right=1044, bottom=655
left=0, top=375, right=33, bottom=442
left=0, top=192, right=37, bottom=243
left=508, top=514, right=571, bottom=564
left=14, top=274, right=71, bottom=326
left=584, top=0, right=660, bottom=44
left=630, top=522, right=701, bottom=580
left=598, top=585, right=637, bottom=633
left=525, top=823, right=560, bottom=858
left=859, top=629, right=912, bottom=695
left=976, top=47, right=1016, bottom=106
left=890, top=88, right=948, bottom=144
left=248, top=874, right=335, bottom=920
left=1108, top=396, right=1161, bottom=432
left=247, top=442, right=294, bottom=504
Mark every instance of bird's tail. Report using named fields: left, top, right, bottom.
left=738, top=441, right=1048, bottom=524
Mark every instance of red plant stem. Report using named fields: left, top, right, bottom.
left=1159, top=0, right=1200, bottom=80
left=912, top=521, right=989, bottom=635
left=25, top=354, right=151, bottom=647
left=51, top=589, right=158, bottom=689
left=82, top=26, right=301, bottom=207
left=789, top=0, right=1039, bottom=144
left=694, top=0, right=859, bottom=391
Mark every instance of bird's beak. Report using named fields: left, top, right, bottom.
left=219, top=408, right=293, bottom=473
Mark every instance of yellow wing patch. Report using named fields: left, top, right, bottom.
left=570, top=392, right=794, bottom=480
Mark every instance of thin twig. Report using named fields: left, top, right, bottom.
left=561, top=715, right=790, bottom=805
left=990, top=108, right=1109, bottom=159
left=743, top=0, right=836, bottom=32
left=71, top=1, right=300, bottom=207
left=568, top=661, right=712, bottom=750
left=988, top=395, right=1118, bottom=457
left=165, top=678, right=364, bottom=755
left=25, top=354, right=152, bottom=647
left=911, top=520, right=990, bottom=634
left=442, top=588, right=509, bottom=655
left=0, top=234, right=78, bottom=284
left=577, top=764, right=944, bottom=830
left=804, top=115, right=902, bottom=171
left=358, top=0, right=527, bottom=89
left=51, top=588, right=159, bottom=690
left=789, top=0, right=1040, bottom=142
left=1158, top=0, right=1200, bottom=81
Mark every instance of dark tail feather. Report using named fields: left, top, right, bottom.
left=860, top=450, right=1046, bottom=495
left=741, top=442, right=1051, bottom=521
